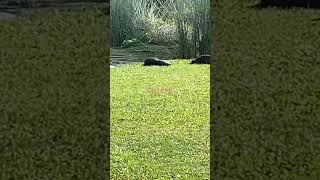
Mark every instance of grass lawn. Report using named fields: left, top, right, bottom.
left=111, top=61, right=210, bottom=179
left=213, top=0, right=320, bottom=179
left=0, top=6, right=109, bottom=179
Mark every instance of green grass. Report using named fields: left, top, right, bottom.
left=111, top=61, right=210, bottom=179
left=0, top=6, right=109, bottom=179
left=213, top=0, right=320, bottom=179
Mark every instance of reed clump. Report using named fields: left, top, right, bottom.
left=111, top=0, right=210, bottom=58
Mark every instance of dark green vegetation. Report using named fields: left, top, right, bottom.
left=111, top=61, right=210, bottom=179
left=0, top=6, right=109, bottom=179
left=212, top=0, right=320, bottom=179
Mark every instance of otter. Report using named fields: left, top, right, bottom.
left=190, top=55, right=210, bottom=64
left=144, top=57, right=171, bottom=66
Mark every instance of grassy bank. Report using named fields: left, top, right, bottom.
left=213, top=0, right=320, bottom=179
left=111, top=61, right=210, bottom=179
left=0, top=6, right=108, bottom=179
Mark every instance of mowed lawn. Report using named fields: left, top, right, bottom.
left=0, top=6, right=109, bottom=179
left=213, top=0, right=320, bottom=179
left=111, top=61, right=210, bottom=179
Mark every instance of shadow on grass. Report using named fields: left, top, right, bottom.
left=311, top=17, right=320, bottom=21
left=250, top=0, right=320, bottom=9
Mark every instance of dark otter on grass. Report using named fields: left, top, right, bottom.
left=190, top=55, right=210, bottom=64
left=144, top=57, right=171, bottom=66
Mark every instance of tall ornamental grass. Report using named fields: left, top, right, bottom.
left=111, top=0, right=210, bottom=58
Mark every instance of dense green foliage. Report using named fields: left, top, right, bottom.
left=111, top=61, right=210, bottom=179
left=212, top=0, right=320, bottom=179
left=0, top=7, right=109, bottom=179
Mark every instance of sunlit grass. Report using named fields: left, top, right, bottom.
left=111, top=61, right=210, bottom=179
